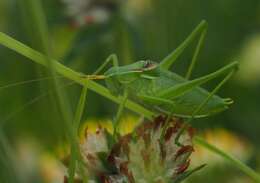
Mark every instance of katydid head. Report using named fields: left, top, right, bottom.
left=104, top=60, right=159, bottom=95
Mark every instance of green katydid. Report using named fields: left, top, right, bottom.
left=82, top=20, right=238, bottom=135
left=0, top=20, right=238, bottom=138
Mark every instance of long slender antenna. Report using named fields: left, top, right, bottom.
left=0, top=76, right=64, bottom=90
left=0, top=81, right=75, bottom=128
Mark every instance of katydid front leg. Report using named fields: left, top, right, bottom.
left=88, top=54, right=126, bottom=137
left=81, top=54, right=128, bottom=138
left=69, top=54, right=119, bottom=182
left=80, top=54, right=119, bottom=80
left=96, top=54, right=128, bottom=137
left=76, top=54, right=119, bottom=128
left=93, top=54, right=119, bottom=74
left=75, top=54, right=119, bottom=125
left=113, top=89, right=128, bottom=138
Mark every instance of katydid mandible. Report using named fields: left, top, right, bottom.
left=85, top=20, right=238, bottom=122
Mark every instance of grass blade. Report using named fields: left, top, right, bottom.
left=194, top=136, right=260, bottom=183
left=19, top=0, right=74, bottom=137
left=68, top=85, right=88, bottom=183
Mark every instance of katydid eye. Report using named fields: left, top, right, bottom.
left=143, top=61, right=153, bottom=68
left=142, top=61, right=157, bottom=71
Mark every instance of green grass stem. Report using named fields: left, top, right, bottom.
left=195, top=136, right=260, bottom=182
left=17, top=1, right=79, bottom=181
left=68, top=85, right=88, bottom=183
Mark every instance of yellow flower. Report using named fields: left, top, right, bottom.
left=79, top=115, right=139, bottom=142
left=191, top=128, right=252, bottom=167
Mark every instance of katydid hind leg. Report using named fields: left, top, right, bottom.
left=138, top=94, right=176, bottom=106
left=175, top=67, right=238, bottom=146
left=189, top=69, right=237, bottom=119
left=157, top=61, right=238, bottom=100
left=185, top=23, right=208, bottom=79
left=160, top=20, right=208, bottom=70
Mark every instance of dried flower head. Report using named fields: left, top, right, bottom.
left=70, top=116, right=204, bottom=182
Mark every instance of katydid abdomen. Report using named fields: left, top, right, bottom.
left=134, top=71, right=227, bottom=118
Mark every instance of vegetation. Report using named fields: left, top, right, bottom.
left=0, top=0, right=260, bottom=182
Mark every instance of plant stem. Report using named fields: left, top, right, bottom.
left=195, top=136, right=260, bottom=183
left=68, top=84, right=88, bottom=183
left=21, top=0, right=74, bottom=134
left=18, top=2, right=77, bottom=182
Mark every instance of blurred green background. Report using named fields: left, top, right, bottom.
left=0, top=0, right=260, bottom=182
